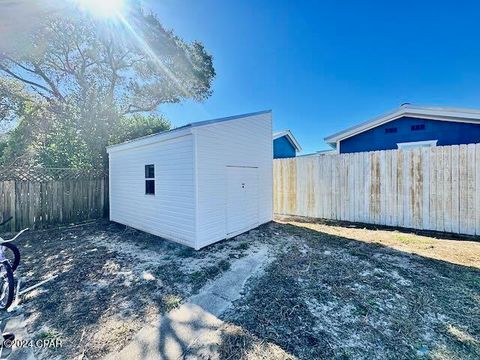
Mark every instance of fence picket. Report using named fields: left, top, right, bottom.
left=459, top=145, right=468, bottom=234
left=467, top=144, right=476, bottom=234
left=274, top=144, right=480, bottom=236
left=0, top=168, right=108, bottom=232
left=476, top=144, right=480, bottom=235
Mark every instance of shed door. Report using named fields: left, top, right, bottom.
left=226, top=166, right=259, bottom=235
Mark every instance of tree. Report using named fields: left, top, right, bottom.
left=110, top=114, right=171, bottom=145
left=0, top=2, right=215, bottom=168
left=0, top=78, right=45, bottom=166
left=0, top=78, right=36, bottom=132
left=0, top=112, right=172, bottom=168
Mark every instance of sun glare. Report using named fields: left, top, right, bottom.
left=77, top=0, right=125, bottom=18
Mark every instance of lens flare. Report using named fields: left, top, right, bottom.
left=77, top=0, right=125, bottom=18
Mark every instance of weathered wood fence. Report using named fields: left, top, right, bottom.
left=274, top=144, right=480, bottom=236
left=0, top=168, right=108, bottom=232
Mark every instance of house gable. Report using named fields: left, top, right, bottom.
left=339, top=116, right=480, bottom=153
left=324, top=105, right=480, bottom=154
left=273, top=130, right=302, bottom=159
left=273, top=136, right=297, bottom=158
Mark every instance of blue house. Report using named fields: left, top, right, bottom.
left=325, top=104, right=480, bottom=154
left=273, top=130, right=302, bottom=158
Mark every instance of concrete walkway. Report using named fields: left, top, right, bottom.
left=105, top=247, right=270, bottom=360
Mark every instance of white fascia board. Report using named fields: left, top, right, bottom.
left=397, top=139, right=438, bottom=149
left=273, top=130, right=302, bottom=151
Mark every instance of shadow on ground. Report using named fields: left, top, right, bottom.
left=14, top=220, right=263, bottom=359
left=279, top=215, right=480, bottom=242
left=216, top=222, right=480, bottom=360
left=134, top=220, right=479, bottom=359
left=8, top=220, right=480, bottom=359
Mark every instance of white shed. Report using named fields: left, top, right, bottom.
left=107, top=110, right=273, bottom=250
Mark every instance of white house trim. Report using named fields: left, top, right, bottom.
left=397, top=139, right=438, bottom=150
left=324, top=104, right=480, bottom=147
left=273, top=130, right=302, bottom=151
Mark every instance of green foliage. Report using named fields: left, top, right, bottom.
left=110, top=114, right=171, bottom=145
left=0, top=138, right=7, bottom=159
left=0, top=122, right=31, bottom=166
left=0, top=112, right=171, bottom=168
left=35, top=116, right=97, bottom=169
left=0, top=78, right=32, bottom=130
left=0, top=3, right=215, bottom=168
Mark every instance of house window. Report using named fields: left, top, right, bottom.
left=411, top=124, right=425, bottom=131
left=385, top=127, right=397, bottom=134
left=145, top=164, right=155, bottom=195
left=397, top=140, right=437, bottom=150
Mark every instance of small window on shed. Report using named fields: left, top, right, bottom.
left=385, top=127, right=397, bottom=134
left=145, top=164, right=155, bottom=195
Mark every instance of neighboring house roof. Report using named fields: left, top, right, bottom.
left=295, top=149, right=336, bottom=157
left=107, top=110, right=272, bottom=152
left=273, top=130, right=302, bottom=151
left=316, top=149, right=337, bottom=155
left=324, top=104, right=480, bottom=147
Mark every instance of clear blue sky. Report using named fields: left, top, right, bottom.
left=147, top=0, right=480, bottom=154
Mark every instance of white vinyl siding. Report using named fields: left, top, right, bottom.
left=108, top=111, right=273, bottom=250
left=109, top=135, right=196, bottom=247
left=194, top=112, right=273, bottom=248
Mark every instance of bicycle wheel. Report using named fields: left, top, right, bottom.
left=0, top=244, right=20, bottom=273
left=0, top=262, right=14, bottom=310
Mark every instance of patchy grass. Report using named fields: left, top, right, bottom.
left=187, top=259, right=232, bottom=292
left=34, top=329, right=62, bottom=342
left=222, top=218, right=480, bottom=359
left=13, top=220, right=265, bottom=359
left=218, top=324, right=294, bottom=359
left=161, top=294, right=182, bottom=312
left=279, top=218, right=480, bottom=268
left=7, top=217, right=480, bottom=359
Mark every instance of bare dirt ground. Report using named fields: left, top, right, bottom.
left=7, top=217, right=480, bottom=359
left=14, top=220, right=271, bottom=359
left=220, top=217, right=480, bottom=360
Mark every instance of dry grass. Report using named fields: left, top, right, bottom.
left=7, top=218, right=480, bottom=359
left=14, top=220, right=264, bottom=359
left=278, top=217, right=480, bottom=268
left=223, top=219, right=480, bottom=360
left=218, top=324, right=294, bottom=360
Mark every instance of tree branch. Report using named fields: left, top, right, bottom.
left=3, top=56, right=37, bottom=74
left=122, top=100, right=163, bottom=115
left=0, top=64, right=55, bottom=98
left=32, top=63, right=64, bottom=101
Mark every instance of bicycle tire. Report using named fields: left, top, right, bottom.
left=0, top=243, right=20, bottom=273
left=0, top=262, right=14, bottom=310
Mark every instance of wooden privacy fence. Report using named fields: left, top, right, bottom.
left=274, top=144, right=480, bottom=236
left=0, top=167, right=108, bottom=232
